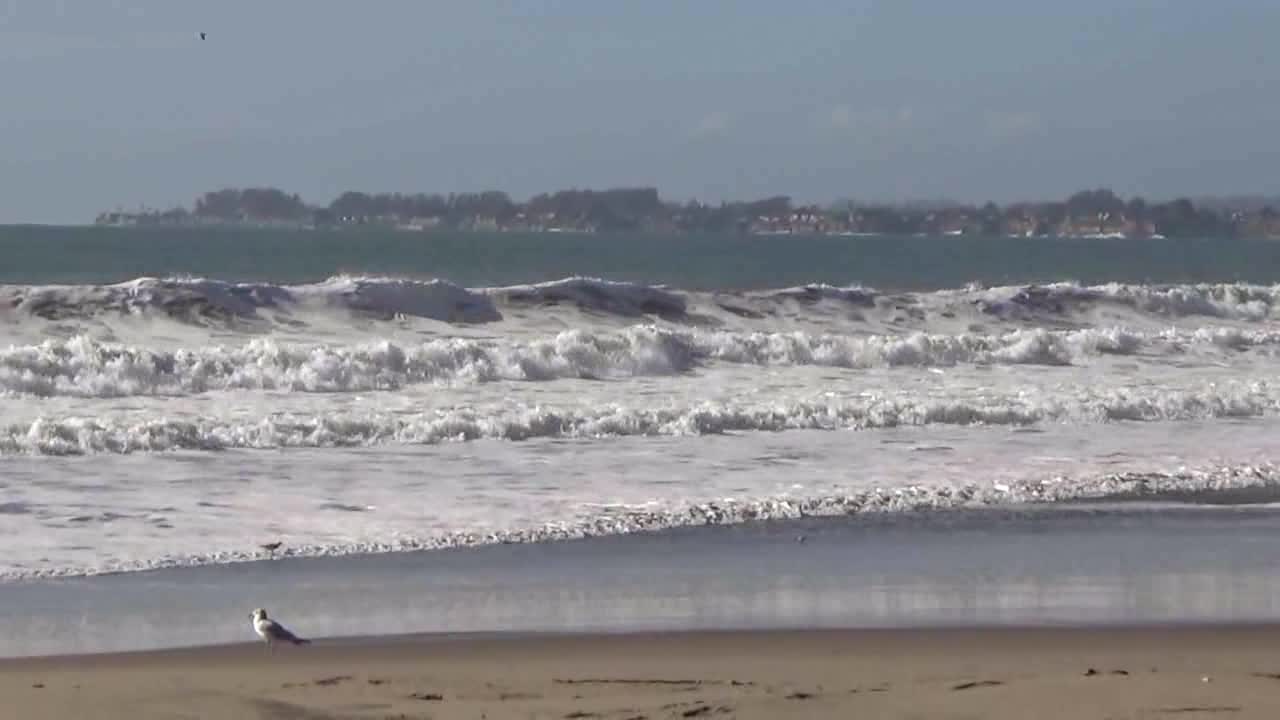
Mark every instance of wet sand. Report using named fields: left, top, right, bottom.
left=6, top=626, right=1280, bottom=719
left=10, top=505, right=1280, bottom=658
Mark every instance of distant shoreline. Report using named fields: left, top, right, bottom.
left=92, top=186, right=1280, bottom=240
left=18, top=222, right=1280, bottom=242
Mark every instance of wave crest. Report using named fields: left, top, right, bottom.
left=4, top=277, right=1280, bottom=331
left=5, top=327, right=1280, bottom=398
left=5, top=381, right=1275, bottom=455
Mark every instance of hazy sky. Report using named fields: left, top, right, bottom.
left=2, top=0, right=1278, bottom=223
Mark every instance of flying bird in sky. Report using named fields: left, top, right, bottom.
left=199, top=32, right=206, bottom=40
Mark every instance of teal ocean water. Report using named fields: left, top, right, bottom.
left=3, top=225, right=1279, bottom=288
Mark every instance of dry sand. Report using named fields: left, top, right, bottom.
left=5, top=626, right=1280, bottom=719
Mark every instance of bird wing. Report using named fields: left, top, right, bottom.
left=263, top=619, right=304, bottom=643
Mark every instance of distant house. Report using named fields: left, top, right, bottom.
left=396, top=217, right=442, bottom=231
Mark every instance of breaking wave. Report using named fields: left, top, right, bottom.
left=3, top=275, right=1280, bottom=329
left=5, top=381, right=1276, bottom=455
left=969, top=281, right=1280, bottom=322
left=2, top=326, right=1278, bottom=398
left=0, top=275, right=688, bottom=325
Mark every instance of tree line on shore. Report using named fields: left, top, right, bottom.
left=95, top=186, right=1280, bottom=239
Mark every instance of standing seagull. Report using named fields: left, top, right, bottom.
left=250, top=608, right=310, bottom=653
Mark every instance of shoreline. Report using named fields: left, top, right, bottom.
left=9, top=619, right=1280, bottom=664
left=6, top=504, right=1280, bottom=659
left=8, top=625, right=1280, bottom=718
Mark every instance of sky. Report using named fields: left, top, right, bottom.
left=2, top=0, right=1278, bottom=223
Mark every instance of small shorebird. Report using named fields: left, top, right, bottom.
left=259, top=541, right=283, bottom=554
left=250, top=608, right=310, bottom=653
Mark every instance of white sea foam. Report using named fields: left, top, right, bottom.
left=3, top=326, right=1279, bottom=398
left=3, top=378, right=1275, bottom=456
left=3, top=274, right=1280, bottom=584
left=5, top=458, right=1279, bottom=581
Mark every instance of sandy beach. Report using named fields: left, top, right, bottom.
left=5, top=626, right=1280, bottom=719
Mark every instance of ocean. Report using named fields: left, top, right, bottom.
left=3, top=225, right=1280, bottom=655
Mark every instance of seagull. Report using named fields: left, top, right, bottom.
left=250, top=608, right=310, bottom=653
